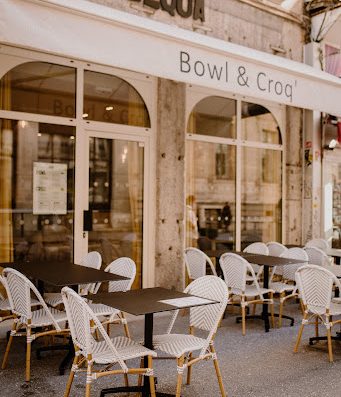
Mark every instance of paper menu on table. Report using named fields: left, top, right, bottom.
left=158, top=296, right=216, bottom=308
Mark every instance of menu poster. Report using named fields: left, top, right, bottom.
left=33, top=162, right=67, bottom=215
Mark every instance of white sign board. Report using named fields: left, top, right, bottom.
left=33, top=162, right=67, bottom=215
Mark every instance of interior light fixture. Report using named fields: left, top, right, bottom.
left=37, top=133, right=42, bottom=137
left=82, top=113, right=89, bottom=118
left=328, top=139, right=338, bottom=150
left=105, top=106, right=114, bottom=111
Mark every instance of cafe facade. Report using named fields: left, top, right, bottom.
left=0, top=0, right=340, bottom=290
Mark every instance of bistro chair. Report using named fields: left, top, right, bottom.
left=243, top=242, right=269, bottom=281
left=269, top=248, right=308, bottom=327
left=184, top=247, right=217, bottom=282
left=305, top=238, right=329, bottom=253
left=152, top=276, right=228, bottom=397
left=61, top=286, right=156, bottom=397
left=267, top=242, right=288, bottom=280
left=1, top=268, right=68, bottom=382
left=88, top=257, right=136, bottom=337
left=44, top=251, right=102, bottom=307
left=304, top=246, right=331, bottom=267
left=220, top=253, right=274, bottom=335
left=294, top=265, right=341, bottom=362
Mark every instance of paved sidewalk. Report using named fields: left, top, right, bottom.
left=0, top=303, right=341, bottom=396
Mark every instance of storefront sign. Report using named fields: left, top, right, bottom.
left=33, top=162, right=67, bottom=215
left=129, top=0, right=205, bottom=21
left=180, top=50, right=296, bottom=103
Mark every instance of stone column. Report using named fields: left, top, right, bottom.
left=155, top=79, right=186, bottom=290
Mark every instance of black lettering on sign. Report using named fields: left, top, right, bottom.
left=193, top=0, right=205, bottom=22
left=144, top=0, right=160, bottom=9
left=161, top=0, right=176, bottom=16
left=176, top=0, right=193, bottom=18
left=180, top=51, right=191, bottom=73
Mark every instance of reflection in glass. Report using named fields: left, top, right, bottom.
left=0, top=119, right=75, bottom=263
left=241, top=147, right=282, bottom=249
left=88, top=138, right=144, bottom=289
left=0, top=62, right=76, bottom=117
left=241, top=102, right=281, bottom=144
left=187, top=96, right=236, bottom=138
left=84, top=71, right=150, bottom=127
left=186, top=141, right=236, bottom=252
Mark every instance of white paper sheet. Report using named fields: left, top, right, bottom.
left=158, top=296, right=215, bottom=308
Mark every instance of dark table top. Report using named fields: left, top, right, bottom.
left=205, top=250, right=306, bottom=267
left=0, top=261, right=128, bottom=287
left=89, top=287, right=218, bottom=316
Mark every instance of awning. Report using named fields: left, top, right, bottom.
left=0, top=0, right=341, bottom=116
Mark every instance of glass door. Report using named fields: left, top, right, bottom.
left=85, top=133, right=145, bottom=289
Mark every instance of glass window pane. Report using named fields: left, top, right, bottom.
left=241, top=147, right=282, bottom=249
left=83, top=71, right=150, bottom=127
left=0, top=62, right=76, bottom=117
left=88, top=138, right=144, bottom=289
left=241, top=102, right=281, bottom=144
left=0, top=119, right=75, bottom=264
left=187, top=96, right=236, bottom=138
left=186, top=141, right=236, bottom=253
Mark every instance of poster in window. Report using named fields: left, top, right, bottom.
left=33, top=162, right=67, bottom=214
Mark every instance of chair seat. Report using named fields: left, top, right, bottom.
left=231, top=285, right=274, bottom=298
left=0, top=298, right=41, bottom=312
left=26, top=308, right=67, bottom=328
left=92, top=336, right=157, bottom=364
left=44, top=292, right=63, bottom=307
left=309, top=302, right=341, bottom=316
left=269, top=281, right=295, bottom=294
left=87, top=303, right=120, bottom=318
left=152, top=333, right=207, bottom=358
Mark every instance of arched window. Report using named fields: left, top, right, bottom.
left=83, top=70, right=150, bottom=127
left=0, top=62, right=76, bottom=117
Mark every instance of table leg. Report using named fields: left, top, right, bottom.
left=262, top=266, right=270, bottom=333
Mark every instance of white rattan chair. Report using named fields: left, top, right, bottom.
left=269, top=248, right=308, bottom=327
left=89, top=257, right=136, bottom=337
left=152, top=276, right=228, bottom=397
left=220, top=253, right=274, bottom=335
left=304, top=246, right=331, bottom=267
left=243, top=242, right=269, bottom=282
left=1, top=268, right=68, bottom=382
left=61, top=286, right=156, bottom=397
left=184, top=247, right=217, bottom=281
left=305, top=238, right=329, bottom=253
left=266, top=241, right=288, bottom=257
left=294, top=265, right=341, bottom=362
left=44, top=251, right=102, bottom=307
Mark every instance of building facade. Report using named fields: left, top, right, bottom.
left=0, top=0, right=340, bottom=291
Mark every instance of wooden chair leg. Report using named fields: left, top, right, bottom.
left=315, top=317, right=319, bottom=338
left=2, top=320, right=17, bottom=369
left=106, top=323, right=110, bottom=336
left=326, top=322, right=333, bottom=362
left=278, top=292, right=284, bottom=328
left=241, top=303, right=246, bottom=336
left=25, top=327, right=32, bottom=382
left=64, top=353, right=79, bottom=397
left=294, top=312, right=307, bottom=353
left=269, top=294, right=275, bottom=329
left=251, top=303, right=256, bottom=316
left=121, top=313, right=130, bottom=338
left=148, top=355, right=156, bottom=397
left=175, top=355, right=185, bottom=397
left=124, top=373, right=129, bottom=387
left=137, top=357, right=144, bottom=389
left=186, top=352, right=193, bottom=385
left=85, top=361, right=92, bottom=397
left=211, top=345, right=227, bottom=397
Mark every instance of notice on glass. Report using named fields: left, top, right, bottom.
left=158, top=296, right=216, bottom=308
left=33, top=162, right=67, bottom=215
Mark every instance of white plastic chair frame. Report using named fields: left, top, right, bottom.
left=61, top=286, right=156, bottom=397
left=305, top=238, right=329, bottom=253
left=152, top=276, right=228, bottom=397
left=220, top=253, right=275, bottom=335
left=184, top=247, right=217, bottom=282
left=1, top=268, right=68, bottom=382
left=294, top=265, right=341, bottom=362
left=243, top=242, right=269, bottom=281
left=270, top=248, right=308, bottom=327
left=90, top=257, right=136, bottom=337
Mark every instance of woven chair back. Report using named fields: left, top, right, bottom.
left=295, top=265, right=339, bottom=313
left=304, top=246, right=330, bottom=267
left=61, top=286, right=127, bottom=369
left=305, top=238, right=329, bottom=253
left=106, top=257, right=136, bottom=292
left=186, top=275, right=228, bottom=333
left=243, top=242, right=269, bottom=274
left=280, top=248, right=308, bottom=281
left=78, top=251, right=102, bottom=294
left=184, top=247, right=216, bottom=280
left=266, top=242, right=288, bottom=257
